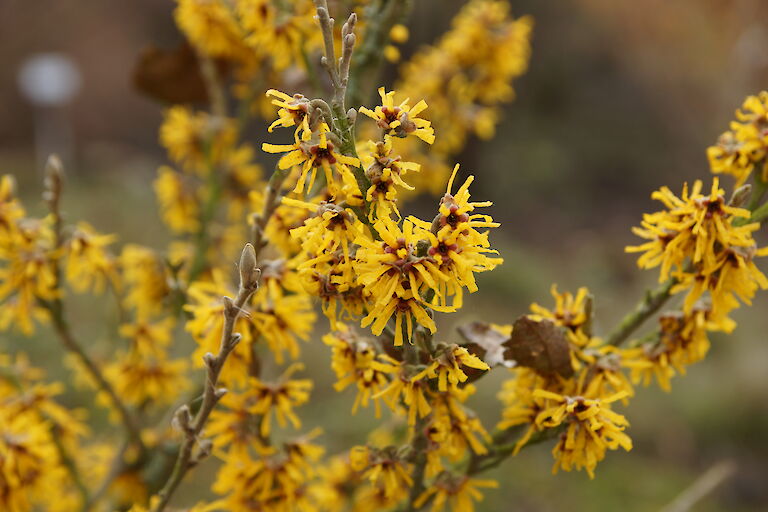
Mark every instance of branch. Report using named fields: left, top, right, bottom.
left=466, top=425, right=563, bottom=477
left=51, top=424, right=90, bottom=509
left=151, top=244, right=261, bottom=512
left=312, top=0, right=372, bottom=209
left=608, top=168, right=768, bottom=347
left=251, top=166, right=288, bottom=257
left=605, top=276, right=676, bottom=346
left=41, top=155, right=146, bottom=456
left=659, top=460, right=736, bottom=512
left=47, top=302, right=146, bottom=452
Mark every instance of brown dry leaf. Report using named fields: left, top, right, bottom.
left=132, top=42, right=227, bottom=104
left=457, top=321, right=513, bottom=368
left=503, top=316, right=573, bottom=378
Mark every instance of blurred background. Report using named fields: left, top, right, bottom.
left=2, top=0, right=768, bottom=510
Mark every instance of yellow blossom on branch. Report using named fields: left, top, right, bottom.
left=359, top=87, right=435, bottom=144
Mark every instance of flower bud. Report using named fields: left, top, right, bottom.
left=239, top=243, right=260, bottom=291
left=729, top=184, right=752, bottom=208
left=172, top=404, right=193, bottom=434
left=43, top=154, right=64, bottom=209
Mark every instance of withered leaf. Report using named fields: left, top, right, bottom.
left=457, top=321, right=513, bottom=369
left=132, top=42, right=229, bottom=104
left=503, top=316, right=573, bottom=378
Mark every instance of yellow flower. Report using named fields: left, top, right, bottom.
left=121, top=245, right=170, bottom=321
left=497, top=367, right=565, bottom=452
left=64, top=222, right=118, bottom=294
left=323, top=325, right=399, bottom=416
left=412, top=345, right=489, bottom=392
left=0, top=408, right=66, bottom=512
left=359, top=87, right=435, bottom=144
left=0, top=218, right=57, bottom=335
left=105, top=352, right=189, bottom=407
left=248, top=364, right=312, bottom=438
left=265, top=89, right=313, bottom=135
left=262, top=122, right=361, bottom=196
left=674, top=243, right=768, bottom=321
left=627, top=179, right=754, bottom=279
left=300, top=253, right=365, bottom=330
left=708, top=91, right=768, bottom=184
left=211, top=441, right=319, bottom=511
left=238, top=0, right=319, bottom=71
left=284, top=197, right=365, bottom=263
left=627, top=178, right=768, bottom=321
left=349, top=445, right=413, bottom=499
left=261, top=196, right=312, bottom=257
left=428, top=389, right=490, bottom=460
left=361, top=289, right=442, bottom=347
left=415, top=164, right=502, bottom=308
left=575, top=345, right=636, bottom=400
left=414, top=473, right=498, bottom=512
left=185, top=271, right=257, bottom=387
left=0, top=373, right=88, bottom=443
left=377, top=365, right=433, bottom=426
left=307, top=455, right=360, bottom=511
left=530, top=285, right=590, bottom=333
left=175, top=0, right=248, bottom=58
left=280, top=197, right=369, bottom=328
left=153, top=167, right=201, bottom=233
left=119, top=317, right=176, bottom=358
left=206, top=389, right=270, bottom=458
left=532, top=388, right=632, bottom=479
left=706, top=131, right=756, bottom=186
left=362, top=137, right=421, bottom=220
left=159, top=106, right=237, bottom=174
left=624, top=307, right=720, bottom=392
left=355, top=216, right=454, bottom=345
left=397, top=0, right=532, bottom=154
left=251, top=289, right=316, bottom=364
left=0, top=175, right=25, bottom=233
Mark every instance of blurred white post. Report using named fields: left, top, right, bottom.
left=17, top=53, right=82, bottom=174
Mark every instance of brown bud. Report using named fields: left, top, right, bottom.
left=729, top=184, right=752, bottom=208
left=172, top=404, right=193, bottom=434
left=228, top=332, right=242, bottom=349
left=202, top=352, right=216, bottom=369
left=239, top=243, right=260, bottom=291
left=43, top=154, right=64, bottom=210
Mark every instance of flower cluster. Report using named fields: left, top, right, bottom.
left=707, top=91, right=768, bottom=186
left=627, top=177, right=768, bottom=326
left=4, top=1, right=766, bottom=511
left=497, top=286, right=636, bottom=478
left=394, top=0, right=533, bottom=191
left=496, top=90, right=768, bottom=480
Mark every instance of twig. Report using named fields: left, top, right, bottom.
left=404, top=427, right=428, bottom=511
left=251, top=166, right=288, bottom=256
left=41, top=156, right=146, bottom=456
left=659, top=460, right=736, bottom=512
left=188, top=53, right=229, bottom=283
left=347, top=0, right=411, bottom=108
left=151, top=244, right=261, bottom=512
left=608, top=168, right=768, bottom=347
left=84, top=440, right=131, bottom=509
left=466, top=425, right=564, bottom=476
left=47, top=302, right=146, bottom=453
left=313, top=0, right=373, bottom=205
left=605, top=277, right=676, bottom=346
left=51, top=424, right=90, bottom=509
left=198, top=54, right=227, bottom=120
